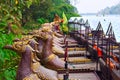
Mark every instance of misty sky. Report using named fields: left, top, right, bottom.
left=70, top=0, right=120, bottom=13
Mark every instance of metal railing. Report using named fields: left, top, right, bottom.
left=68, top=18, right=120, bottom=80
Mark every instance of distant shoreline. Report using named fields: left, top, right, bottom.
left=80, top=14, right=120, bottom=16
left=80, top=13, right=97, bottom=15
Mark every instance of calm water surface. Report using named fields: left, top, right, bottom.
left=72, top=15, right=120, bottom=42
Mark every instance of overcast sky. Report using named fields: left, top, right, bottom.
left=70, top=0, right=120, bottom=13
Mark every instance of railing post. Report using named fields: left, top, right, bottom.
left=118, top=43, right=120, bottom=73
left=108, top=37, right=110, bottom=80
left=84, top=20, right=90, bottom=56
left=64, top=41, right=69, bottom=80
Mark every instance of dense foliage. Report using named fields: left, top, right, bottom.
left=0, top=0, right=40, bottom=33
left=0, top=33, right=21, bottom=80
left=0, top=0, right=79, bottom=79
left=23, top=0, right=79, bottom=29
left=0, top=0, right=79, bottom=30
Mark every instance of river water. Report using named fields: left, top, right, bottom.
left=71, top=15, right=120, bottom=42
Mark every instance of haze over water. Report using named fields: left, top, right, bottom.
left=70, top=0, right=120, bottom=42
left=70, top=0, right=120, bottom=13
left=82, top=15, right=120, bottom=42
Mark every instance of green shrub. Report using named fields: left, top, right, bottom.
left=0, top=33, right=21, bottom=80
left=37, top=18, right=47, bottom=24
left=23, top=21, right=41, bottom=30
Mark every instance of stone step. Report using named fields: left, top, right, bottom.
left=57, top=62, right=97, bottom=76
left=70, top=62, right=97, bottom=70
left=60, top=57, right=92, bottom=64
left=58, top=72, right=100, bottom=80
left=67, top=47, right=86, bottom=51
left=57, top=68, right=94, bottom=73
left=68, top=51, right=89, bottom=55
left=59, top=51, right=90, bottom=58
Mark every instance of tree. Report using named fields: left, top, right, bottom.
left=0, top=0, right=40, bottom=34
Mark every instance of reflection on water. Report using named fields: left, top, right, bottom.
left=71, top=15, right=120, bottom=42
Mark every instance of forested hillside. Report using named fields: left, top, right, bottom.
left=98, top=2, right=120, bottom=15
left=0, top=0, right=79, bottom=31
left=23, top=0, right=79, bottom=28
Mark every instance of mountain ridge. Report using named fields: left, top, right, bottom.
left=98, top=2, right=120, bottom=15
